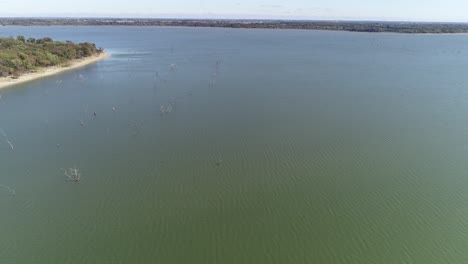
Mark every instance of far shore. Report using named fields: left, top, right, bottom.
left=4, top=18, right=468, bottom=34
left=0, top=52, right=110, bottom=90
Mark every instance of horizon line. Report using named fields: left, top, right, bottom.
left=2, top=16, right=468, bottom=24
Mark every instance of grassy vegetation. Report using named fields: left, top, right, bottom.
left=0, top=36, right=103, bottom=78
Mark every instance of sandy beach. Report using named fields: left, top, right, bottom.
left=0, top=52, right=110, bottom=90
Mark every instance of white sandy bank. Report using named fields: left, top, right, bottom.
left=0, top=52, right=110, bottom=90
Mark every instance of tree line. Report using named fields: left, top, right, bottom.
left=2, top=18, right=468, bottom=34
left=0, top=36, right=103, bottom=78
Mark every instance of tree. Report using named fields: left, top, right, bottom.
left=36, top=37, right=53, bottom=44
left=16, top=35, right=25, bottom=43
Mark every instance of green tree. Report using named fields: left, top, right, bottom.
left=36, top=37, right=53, bottom=44
left=16, top=35, right=25, bottom=43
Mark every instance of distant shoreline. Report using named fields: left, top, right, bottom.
left=0, top=52, right=109, bottom=90
left=3, top=18, right=468, bottom=34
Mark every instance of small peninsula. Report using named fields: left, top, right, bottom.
left=0, top=36, right=108, bottom=89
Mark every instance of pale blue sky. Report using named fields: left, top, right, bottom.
left=0, top=0, right=467, bottom=22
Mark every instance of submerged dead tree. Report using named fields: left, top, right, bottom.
left=0, top=128, right=14, bottom=151
left=0, top=184, right=15, bottom=196
left=62, top=166, right=81, bottom=182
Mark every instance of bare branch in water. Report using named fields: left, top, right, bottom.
left=62, top=166, right=81, bottom=182
left=0, top=128, right=14, bottom=151
left=0, top=184, right=15, bottom=196
left=6, top=140, right=13, bottom=151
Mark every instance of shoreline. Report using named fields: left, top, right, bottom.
left=4, top=25, right=468, bottom=35
left=0, top=52, right=110, bottom=90
left=4, top=19, right=468, bottom=34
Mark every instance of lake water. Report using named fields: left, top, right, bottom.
left=2, top=26, right=468, bottom=263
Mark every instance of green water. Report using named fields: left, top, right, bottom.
left=2, top=26, right=468, bottom=263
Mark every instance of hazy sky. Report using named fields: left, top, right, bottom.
left=1, top=0, right=468, bottom=22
